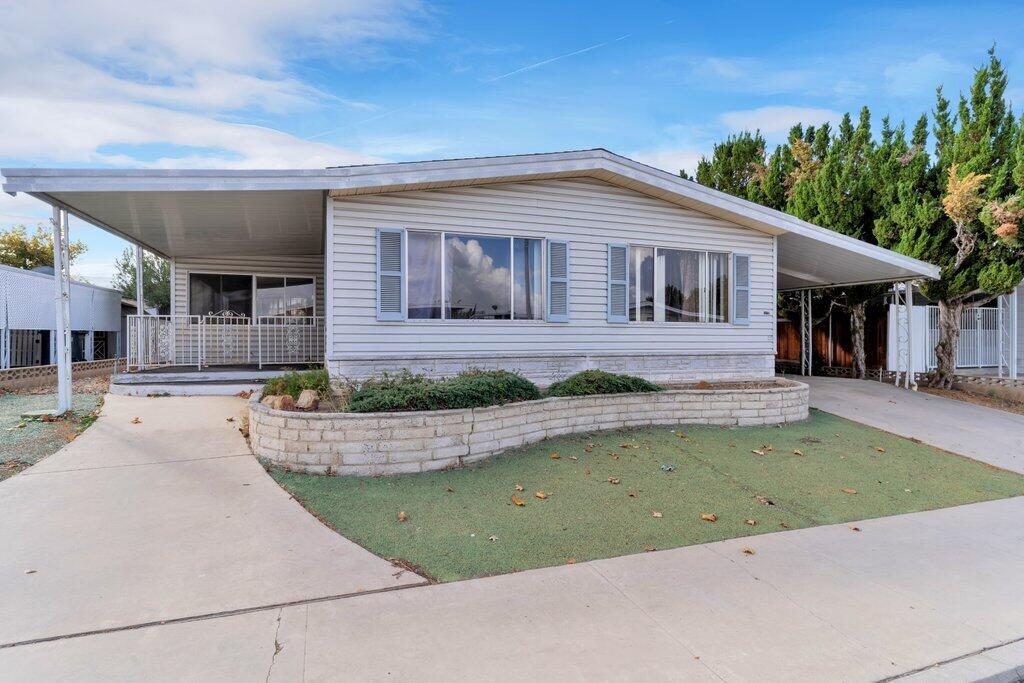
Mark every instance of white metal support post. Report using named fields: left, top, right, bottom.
left=1013, top=287, right=1019, bottom=380
left=906, top=281, right=915, bottom=390
left=806, top=290, right=812, bottom=376
left=52, top=207, right=72, bottom=414
left=135, top=245, right=145, bottom=370
left=998, top=289, right=1019, bottom=380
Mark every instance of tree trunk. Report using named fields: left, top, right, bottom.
left=931, top=299, right=963, bottom=389
left=849, top=302, right=867, bottom=379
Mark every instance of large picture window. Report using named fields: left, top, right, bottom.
left=189, top=274, right=316, bottom=317
left=407, top=231, right=543, bottom=321
left=628, top=246, right=730, bottom=324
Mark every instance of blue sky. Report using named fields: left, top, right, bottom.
left=1, top=0, right=1022, bottom=286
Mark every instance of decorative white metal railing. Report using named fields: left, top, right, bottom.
left=127, top=314, right=324, bottom=370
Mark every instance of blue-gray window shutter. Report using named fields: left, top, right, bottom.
left=546, top=239, right=570, bottom=322
left=607, top=243, right=628, bottom=323
left=376, top=228, right=405, bottom=321
left=732, top=253, right=750, bottom=325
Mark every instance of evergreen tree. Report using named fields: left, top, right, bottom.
left=914, top=48, right=1023, bottom=387
left=694, top=131, right=768, bottom=200
left=112, top=248, right=172, bottom=313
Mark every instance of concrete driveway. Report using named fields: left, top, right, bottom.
left=0, top=394, right=424, bottom=648
left=798, top=375, right=1024, bottom=474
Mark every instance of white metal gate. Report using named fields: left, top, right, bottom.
left=926, top=306, right=1000, bottom=369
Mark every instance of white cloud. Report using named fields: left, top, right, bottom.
left=0, top=0, right=426, bottom=169
left=719, top=106, right=841, bottom=135
left=630, top=149, right=704, bottom=177
left=884, top=53, right=965, bottom=96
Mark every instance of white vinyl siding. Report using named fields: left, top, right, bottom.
left=171, top=255, right=324, bottom=318
left=329, top=177, right=775, bottom=359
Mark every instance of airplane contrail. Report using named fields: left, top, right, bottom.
left=483, top=33, right=633, bottom=83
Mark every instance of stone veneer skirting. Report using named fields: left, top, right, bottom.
left=328, top=352, right=775, bottom=386
left=249, top=379, right=809, bottom=476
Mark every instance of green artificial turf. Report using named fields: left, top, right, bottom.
left=271, top=409, right=1024, bottom=582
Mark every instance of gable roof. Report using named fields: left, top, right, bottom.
left=2, top=149, right=939, bottom=288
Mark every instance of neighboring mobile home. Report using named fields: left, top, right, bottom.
left=0, top=264, right=122, bottom=368
left=2, top=150, right=939, bottom=392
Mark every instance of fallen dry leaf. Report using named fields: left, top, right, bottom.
left=534, top=491, right=548, bottom=500
left=627, top=490, right=638, bottom=498
left=397, top=511, right=408, bottom=523
left=584, top=467, right=591, bottom=476
left=611, top=453, right=619, bottom=460
left=620, top=442, right=636, bottom=449
left=569, top=455, right=578, bottom=461
left=761, top=444, right=774, bottom=452
left=755, top=495, right=774, bottom=506
left=745, top=519, right=757, bottom=526
left=741, top=547, right=755, bottom=555
left=566, top=558, right=576, bottom=565
left=874, top=446, right=886, bottom=453
left=644, top=545, right=656, bottom=552
left=841, top=487, right=858, bottom=495
left=607, top=477, right=620, bottom=485
left=700, top=512, right=717, bottom=522
left=550, top=453, right=561, bottom=460
left=675, top=431, right=686, bottom=438
left=225, top=417, right=235, bottom=423
left=850, top=526, right=862, bottom=532
left=445, top=486, right=454, bottom=493
left=130, top=417, right=141, bottom=424
left=779, top=522, right=791, bottom=529
left=511, top=494, right=526, bottom=507
left=514, top=483, right=524, bottom=492
left=488, top=534, right=498, bottom=541
left=793, top=449, right=804, bottom=456
left=751, top=449, right=766, bottom=456
left=651, top=510, right=663, bottom=518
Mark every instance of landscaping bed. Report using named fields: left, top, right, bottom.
left=0, top=391, right=102, bottom=480
left=270, top=409, right=1024, bottom=582
left=251, top=377, right=808, bottom=475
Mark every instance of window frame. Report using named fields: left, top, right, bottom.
left=627, top=245, right=735, bottom=326
left=186, top=271, right=318, bottom=318
left=403, top=229, right=546, bottom=323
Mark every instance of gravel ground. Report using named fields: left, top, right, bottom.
left=0, top=391, right=103, bottom=480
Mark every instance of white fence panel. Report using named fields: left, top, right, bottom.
left=925, top=305, right=1000, bottom=370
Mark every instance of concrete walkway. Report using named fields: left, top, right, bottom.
left=0, top=394, right=424, bottom=647
left=798, top=375, right=1024, bottom=473
left=3, top=385, right=1024, bottom=680
left=4, top=496, right=1024, bottom=681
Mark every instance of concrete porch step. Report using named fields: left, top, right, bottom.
left=109, top=367, right=295, bottom=396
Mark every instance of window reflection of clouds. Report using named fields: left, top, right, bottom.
left=445, top=234, right=511, bottom=319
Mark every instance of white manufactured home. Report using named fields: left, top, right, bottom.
left=2, top=150, right=938, bottom=397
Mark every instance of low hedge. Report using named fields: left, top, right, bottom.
left=545, top=369, right=663, bottom=397
left=347, top=370, right=541, bottom=413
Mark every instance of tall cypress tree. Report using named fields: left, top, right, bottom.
left=912, top=48, right=1023, bottom=387
left=694, top=131, right=768, bottom=200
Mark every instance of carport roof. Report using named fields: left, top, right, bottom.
left=2, top=149, right=939, bottom=288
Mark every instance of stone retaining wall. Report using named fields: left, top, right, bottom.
left=249, top=379, right=809, bottom=476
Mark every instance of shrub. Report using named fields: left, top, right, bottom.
left=347, top=370, right=541, bottom=413
left=262, top=368, right=332, bottom=402
left=545, top=369, right=663, bottom=397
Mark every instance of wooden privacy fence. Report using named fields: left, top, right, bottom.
left=777, top=308, right=887, bottom=370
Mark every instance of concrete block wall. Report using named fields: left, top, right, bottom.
left=249, top=379, right=809, bottom=476
left=329, top=352, right=775, bottom=387
left=0, top=357, right=123, bottom=392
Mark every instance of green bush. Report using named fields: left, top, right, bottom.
left=348, top=370, right=541, bottom=413
left=262, top=368, right=332, bottom=401
left=545, top=369, right=663, bottom=397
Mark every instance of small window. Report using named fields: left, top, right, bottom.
left=408, top=231, right=442, bottom=319
left=628, top=246, right=654, bottom=321
left=513, top=237, right=544, bottom=320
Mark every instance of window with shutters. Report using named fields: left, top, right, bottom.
left=401, top=230, right=544, bottom=321
left=625, top=246, right=733, bottom=324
